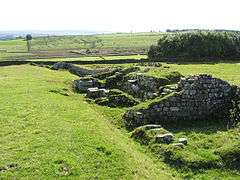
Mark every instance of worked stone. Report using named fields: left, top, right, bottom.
left=143, top=124, right=162, bottom=130
left=178, top=137, right=188, bottom=145
left=172, top=143, right=185, bottom=148
left=124, top=74, right=236, bottom=130
left=155, top=133, right=174, bottom=144
left=86, top=88, right=109, bottom=99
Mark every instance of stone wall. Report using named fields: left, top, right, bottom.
left=120, top=73, right=170, bottom=100
left=52, top=62, right=109, bottom=77
left=124, top=74, right=237, bottom=130
left=107, top=72, right=181, bottom=100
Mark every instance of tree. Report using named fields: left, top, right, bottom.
left=26, top=34, right=32, bottom=52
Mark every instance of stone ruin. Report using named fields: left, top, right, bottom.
left=124, top=74, right=239, bottom=130
left=51, top=62, right=239, bottom=127
left=52, top=62, right=111, bottom=77
left=119, top=73, right=169, bottom=100
left=73, top=77, right=105, bottom=93
left=130, top=124, right=188, bottom=147
left=86, top=87, right=109, bottom=99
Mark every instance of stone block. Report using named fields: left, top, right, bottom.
left=155, top=133, right=174, bottom=144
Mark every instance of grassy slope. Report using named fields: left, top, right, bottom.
left=85, top=62, right=240, bottom=179
left=0, top=65, right=173, bottom=179
left=139, top=63, right=240, bottom=178
left=31, top=32, right=162, bottom=50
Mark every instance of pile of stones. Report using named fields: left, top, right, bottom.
left=131, top=124, right=188, bottom=148
left=120, top=73, right=170, bottom=100
left=95, top=90, right=139, bottom=107
left=73, top=78, right=105, bottom=93
left=86, top=88, right=109, bottom=99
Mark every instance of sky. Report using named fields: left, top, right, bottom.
left=0, top=0, right=239, bottom=32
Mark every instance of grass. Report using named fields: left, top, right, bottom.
left=30, top=32, right=162, bottom=50
left=0, top=46, right=240, bottom=178
left=143, top=62, right=240, bottom=86
left=82, top=61, right=240, bottom=86
left=0, top=32, right=162, bottom=60
left=159, top=124, right=240, bottom=179
left=0, top=65, right=173, bottom=179
left=89, top=61, right=239, bottom=178
left=29, top=54, right=147, bottom=62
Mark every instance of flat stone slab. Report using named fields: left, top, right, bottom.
left=155, top=133, right=174, bottom=144
left=172, top=143, right=185, bottom=148
left=86, top=87, right=109, bottom=99
left=143, top=124, right=162, bottom=130
left=178, top=137, right=188, bottom=145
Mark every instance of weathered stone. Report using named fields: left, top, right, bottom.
left=73, top=79, right=99, bottom=93
left=52, top=62, right=72, bottom=70
left=155, top=133, right=174, bottom=144
left=86, top=87, right=109, bottom=99
left=53, top=62, right=110, bottom=77
left=128, top=79, right=138, bottom=83
left=172, top=143, right=185, bottom=148
left=178, top=137, right=188, bottom=145
left=143, top=124, right=162, bottom=130
left=124, top=74, right=237, bottom=130
left=119, top=73, right=173, bottom=100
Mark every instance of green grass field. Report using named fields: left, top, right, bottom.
left=29, top=54, right=147, bottom=62
left=0, top=32, right=162, bottom=60
left=1, top=62, right=239, bottom=179
left=0, top=32, right=239, bottom=179
left=0, top=65, right=173, bottom=179
left=146, top=62, right=240, bottom=86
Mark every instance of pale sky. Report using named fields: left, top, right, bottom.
left=0, top=0, right=239, bottom=32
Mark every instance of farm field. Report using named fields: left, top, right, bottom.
left=29, top=55, right=147, bottom=62
left=0, top=32, right=162, bottom=60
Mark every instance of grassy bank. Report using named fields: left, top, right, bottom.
left=0, top=65, right=173, bottom=179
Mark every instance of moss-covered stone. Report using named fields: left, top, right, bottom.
left=215, top=142, right=240, bottom=169
left=73, top=77, right=103, bottom=93
left=95, top=89, right=139, bottom=108
left=130, top=125, right=169, bottom=145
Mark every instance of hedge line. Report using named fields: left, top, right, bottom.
left=148, top=31, right=240, bottom=60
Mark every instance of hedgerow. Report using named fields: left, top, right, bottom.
left=148, top=31, right=240, bottom=60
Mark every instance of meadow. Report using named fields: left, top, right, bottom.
left=0, top=32, right=240, bottom=179
left=0, top=65, right=173, bottom=179
left=1, top=62, right=239, bottom=179
left=0, top=32, right=162, bottom=60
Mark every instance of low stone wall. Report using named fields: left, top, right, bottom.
left=73, top=77, right=105, bottom=93
left=106, top=72, right=180, bottom=100
left=52, top=62, right=108, bottom=77
left=120, top=73, right=170, bottom=100
left=124, top=74, right=237, bottom=130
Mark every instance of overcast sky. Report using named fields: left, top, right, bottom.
left=0, top=0, right=239, bottom=32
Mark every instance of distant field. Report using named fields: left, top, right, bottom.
left=0, top=32, right=162, bottom=60
left=29, top=55, right=147, bottom=62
